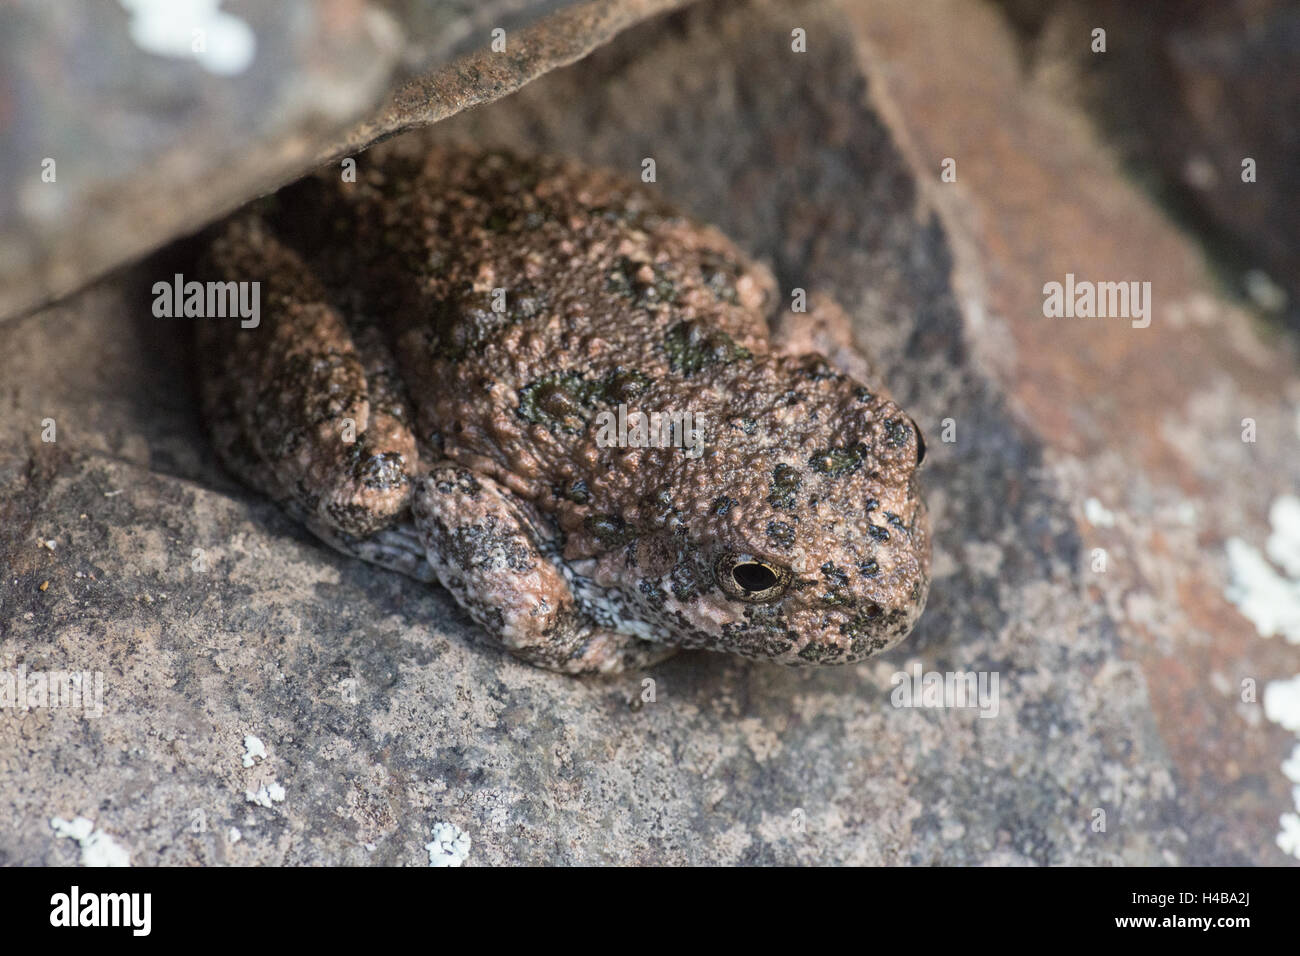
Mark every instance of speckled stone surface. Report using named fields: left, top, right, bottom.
left=1, top=0, right=1295, bottom=864
left=0, top=0, right=685, bottom=319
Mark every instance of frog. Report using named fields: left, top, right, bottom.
left=195, top=145, right=930, bottom=674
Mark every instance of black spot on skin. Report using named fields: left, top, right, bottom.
left=766, top=521, right=795, bottom=548
left=809, top=442, right=869, bottom=478
left=433, top=472, right=481, bottom=497
left=798, top=641, right=843, bottom=664
left=768, top=463, right=802, bottom=510
left=868, top=524, right=890, bottom=542
left=721, top=605, right=795, bottom=658
left=841, top=604, right=888, bottom=658
left=882, top=417, right=913, bottom=449
left=565, top=479, right=590, bottom=504
left=484, top=206, right=513, bottom=232
left=857, top=559, right=879, bottom=577
left=638, top=578, right=666, bottom=603
left=797, top=355, right=840, bottom=382
left=352, top=449, right=408, bottom=491
left=444, top=517, right=535, bottom=574
left=820, top=562, right=849, bottom=588
left=607, top=255, right=678, bottom=307
left=585, top=514, right=635, bottom=548
left=697, top=251, right=743, bottom=305
left=426, top=284, right=544, bottom=362
left=669, top=559, right=710, bottom=601
left=819, top=562, right=853, bottom=607
left=712, top=496, right=737, bottom=516
left=885, top=511, right=906, bottom=532
left=642, top=488, right=676, bottom=520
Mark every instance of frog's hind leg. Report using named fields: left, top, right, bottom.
left=197, top=215, right=420, bottom=543
left=412, top=464, right=676, bottom=674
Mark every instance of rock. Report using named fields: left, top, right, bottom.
left=0, top=0, right=686, bottom=320
left=991, top=0, right=1300, bottom=328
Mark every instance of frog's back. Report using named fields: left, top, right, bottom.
left=310, top=146, right=784, bottom=503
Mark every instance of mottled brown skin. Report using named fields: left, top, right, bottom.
left=196, top=146, right=930, bottom=674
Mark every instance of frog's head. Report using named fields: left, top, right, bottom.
left=612, top=365, right=930, bottom=665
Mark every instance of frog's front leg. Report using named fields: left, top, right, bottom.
left=413, top=464, right=675, bottom=674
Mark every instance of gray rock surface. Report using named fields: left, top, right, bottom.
left=0, top=0, right=684, bottom=319
left=2, top=0, right=1295, bottom=865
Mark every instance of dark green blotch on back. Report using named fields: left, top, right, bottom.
left=517, top=367, right=651, bottom=434
left=809, top=442, right=869, bottom=478
left=603, top=367, right=653, bottom=403
left=664, top=320, right=752, bottom=376
left=429, top=282, right=550, bottom=362
left=518, top=371, right=606, bottom=433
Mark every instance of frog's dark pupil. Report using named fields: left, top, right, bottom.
left=733, top=562, right=778, bottom=592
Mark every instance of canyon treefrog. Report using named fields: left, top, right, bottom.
left=196, top=146, right=930, bottom=673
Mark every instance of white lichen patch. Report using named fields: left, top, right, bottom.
left=242, top=733, right=267, bottom=767
left=1266, top=495, right=1300, bottom=579
left=425, top=822, right=471, bottom=867
left=1227, top=495, right=1300, bottom=860
left=1083, top=497, right=1116, bottom=528
left=1282, top=743, right=1300, bottom=784
left=1264, top=676, right=1300, bottom=734
left=51, top=816, right=131, bottom=867
left=245, top=782, right=286, bottom=808
left=1225, top=517, right=1300, bottom=646
left=117, top=0, right=256, bottom=75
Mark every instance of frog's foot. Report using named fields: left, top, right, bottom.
left=768, top=291, right=877, bottom=386
left=412, top=463, right=675, bottom=674
left=198, top=215, right=420, bottom=538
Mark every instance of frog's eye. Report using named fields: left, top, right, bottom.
left=715, top=553, right=791, bottom=603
